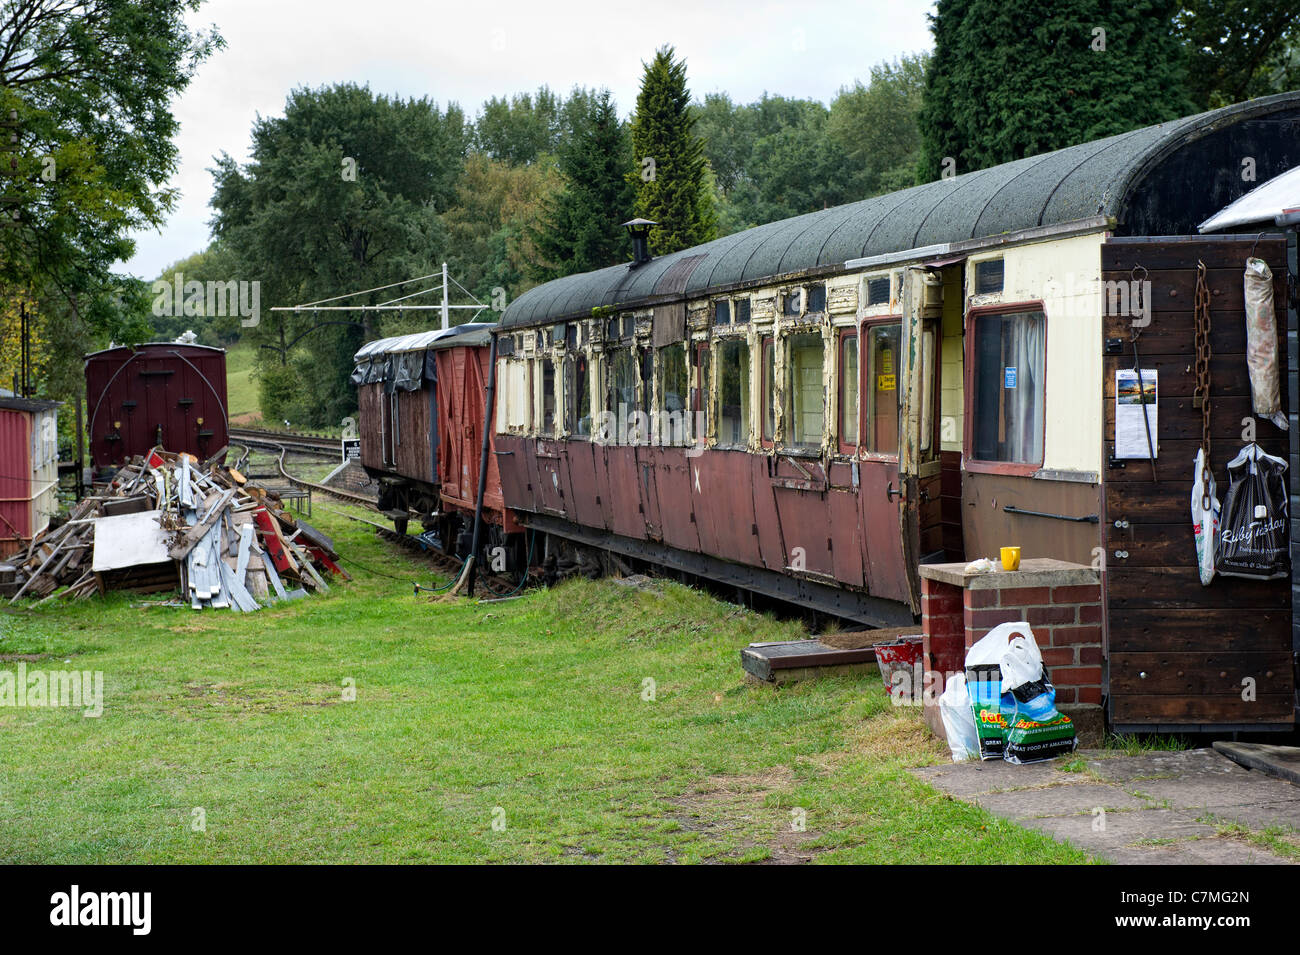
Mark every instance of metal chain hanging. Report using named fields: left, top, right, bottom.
left=1193, top=259, right=1213, bottom=508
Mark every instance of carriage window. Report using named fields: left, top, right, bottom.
left=692, top=344, right=710, bottom=441
left=733, top=297, right=750, bottom=324
left=716, top=339, right=750, bottom=446
left=920, top=326, right=936, bottom=454
left=783, top=290, right=803, bottom=317
left=785, top=332, right=824, bottom=449
left=865, top=324, right=901, bottom=454
left=568, top=354, right=591, bottom=436
left=640, top=347, right=654, bottom=415
left=806, top=283, right=826, bottom=313
left=865, top=276, right=890, bottom=307
left=839, top=332, right=858, bottom=451
left=762, top=336, right=775, bottom=442
left=541, top=359, right=556, bottom=436
left=971, top=310, right=1045, bottom=466
left=714, top=300, right=731, bottom=325
left=658, top=344, right=688, bottom=444
left=608, top=349, right=636, bottom=416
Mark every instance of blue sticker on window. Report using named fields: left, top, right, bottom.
left=1004, top=366, right=1017, bottom=389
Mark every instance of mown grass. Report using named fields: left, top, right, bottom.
left=0, top=504, right=1094, bottom=864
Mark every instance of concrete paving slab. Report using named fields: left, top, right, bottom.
left=1185, top=802, right=1300, bottom=832
left=911, top=759, right=1073, bottom=797
left=975, top=783, right=1149, bottom=819
left=1086, top=748, right=1250, bottom=783
left=1214, top=742, right=1300, bottom=786
left=1104, top=838, right=1291, bottom=865
left=1021, top=808, right=1219, bottom=855
left=1124, top=774, right=1300, bottom=810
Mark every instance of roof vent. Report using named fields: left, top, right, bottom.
left=623, top=218, right=656, bottom=268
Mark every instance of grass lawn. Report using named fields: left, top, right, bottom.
left=224, top=340, right=260, bottom=425
left=0, top=503, right=1095, bottom=864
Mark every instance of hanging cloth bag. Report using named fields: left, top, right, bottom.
left=1243, top=257, right=1288, bottom=430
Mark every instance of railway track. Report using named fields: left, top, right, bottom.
left=264, top=441, right=532, bottom=597
left=228, top=426, right=341, bottom=456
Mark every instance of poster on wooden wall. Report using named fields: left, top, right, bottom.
left=1114, top=368, right=1158, bottom=459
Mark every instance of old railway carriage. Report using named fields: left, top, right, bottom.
left=352, top=323, right=520, bottom=549
left=494, top=92, right=1300, bottom=730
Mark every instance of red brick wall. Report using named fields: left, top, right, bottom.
left=921, top=577, right=1103, bottom=708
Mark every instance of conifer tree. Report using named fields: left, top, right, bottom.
left=627, top=46, right=716, bottom=255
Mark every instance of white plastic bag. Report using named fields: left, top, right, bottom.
left=939, top=673, right=979, bottom=762
left=1191, top=447, right=1219, bottom=586
left=965, top=620, right=1032, bottom=668
left=999, top=635, right=1043, bottom=693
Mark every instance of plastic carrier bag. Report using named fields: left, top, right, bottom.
left=964, top=622, right=1025, bottom=760
left=1243, top=258, right=1288, bottom=430
left=1216, top=443, right=1290, bottom=580
left=939, top=673, right=979, bottom=762
left=1191, top=447, right=1220, bottom=586
left=997, top=629, right=1077, bottom=764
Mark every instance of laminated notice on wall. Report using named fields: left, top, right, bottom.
left=1115, top=368, right=1158, bottom=459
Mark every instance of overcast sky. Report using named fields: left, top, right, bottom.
left=122, top=0, right=936, bottom=279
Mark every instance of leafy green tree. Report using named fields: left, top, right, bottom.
left=827, top=54, right=928, bottom=196
left=473, top=86, right=563, bottom=165
left=0, top=0, right=221, bottom=397
left=529, top=89, right=634, bottom=280
left=628, top=46, right=716, bottom=255
left=1174, top=0, right=1300, bottom=108
left=210, top=83, right=468, bottom=425
left=918, top=0, right=1193, bottom=178
left=151, top=241, right=242, bottom=345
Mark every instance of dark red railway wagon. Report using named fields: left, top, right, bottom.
left=85, top=343, right=228, bottom=474
left=352, top=324, right=519, bottom=542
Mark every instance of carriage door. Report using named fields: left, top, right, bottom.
left=897, top=267, right=943, bottom=612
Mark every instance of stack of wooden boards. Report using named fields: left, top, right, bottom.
left=8, top=448, right=348, bottom=610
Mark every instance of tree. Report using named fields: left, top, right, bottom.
left=210, top=83, right=468, bottom=425
left=150, top=241, right=242, bottom=345
left=1174, top=0, right=1300, bottom=109
left=473, top=86, right=563, bottom=165
left=529, top=89, right=634, bottom=280
left=627, top=46, right=716, bottom=255
left=918, top=0, right=1193, bottom=179
left=0, top=0, right=221, bottom=398
left=827, top=54, right=928, bottom=196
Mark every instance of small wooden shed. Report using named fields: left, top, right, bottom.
left=0, top=394, right=60, bottom=559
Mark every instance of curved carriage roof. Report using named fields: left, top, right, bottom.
left=502, top=91, right=1300, bottom=329
left=84, top=342, right=226, bottom=360
left=353, top=322, right=495, bottom=361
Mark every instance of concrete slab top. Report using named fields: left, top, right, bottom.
left=919, top=557, right=1100, bottom=591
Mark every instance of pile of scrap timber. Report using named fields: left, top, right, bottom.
left=8, top=448, right=348, bottom=609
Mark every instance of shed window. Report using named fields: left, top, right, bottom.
left=658, top=344, right=688, bottom=444
left=762, top=336, right=775, bottom=442
left=971, top=310, right=1045, bottom=467
left=785, top=332, right=824, bottom=449
left=717, top=339, right=750, bottom=446
left=865, top=323, right=901, bottom=454
left=839, top=332, right=858, bottom=451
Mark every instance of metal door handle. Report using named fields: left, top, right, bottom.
left=886, top=482, right=903, bottom=500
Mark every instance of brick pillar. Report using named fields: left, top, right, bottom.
left=921, top=576, right=966, bottom=738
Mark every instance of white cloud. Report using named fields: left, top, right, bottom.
left=122, top=0, right=934, bottom=279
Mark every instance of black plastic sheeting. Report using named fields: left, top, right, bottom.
left=500, top=92, right=1300, bottom=330
left=350, top=323, right=496, bottom=393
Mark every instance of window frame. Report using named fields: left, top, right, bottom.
left=760, top=334, right=775, bottom=449
left=780, top=329, right=826, bottom=454
left=860, top=315, right=903, bottom=462
left=962, top=301, right=1048, bottom=477
left=837, top=327, right=859, bottom=455
left=713, top=335, right=751, bottom=450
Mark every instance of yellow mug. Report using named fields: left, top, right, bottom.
left=1000, top=546, right=1021, bottom=571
